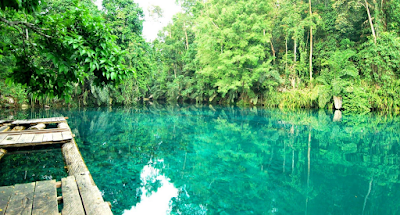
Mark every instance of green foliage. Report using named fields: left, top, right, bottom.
left=0, top=0, right=132, bottom=101
left=2, top=0, right=400, bottom=112
left=149, top=0, right=400, bottom=112
left=342, top=82, right=371, bottom=113
left=0, top=0, right=40, bottom=13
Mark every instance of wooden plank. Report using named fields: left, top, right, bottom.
left=0, top=140, right=68, bottom=149
left=0, top=186, right=14, bottom=215
left=62, top=140, right=89, bottom=176
left=8, top=148, right=59, bottom=155
left=17, top=134, right=35, bottom=144
left=61, top=176, right=85, bottom=215
left=52, top=132, right=63, bottom=142
left=75, top=172, right=113, bottom=215
left=0, top=135, right=21, bottom=146
left=0, top=134, right=6, bottom=143
left=42, top=133, right=53, bottom=142
left=1, top=128, right=70, bottom=135
left=61, top=132, right=73, bottom=140
left=32, top=180, right=58, bottom=215
left=12, top=117, right=66, bottom=125
left=0, top=120, right=12, bottom=125
left=32, top=134, right=44, bottom=143
left=6, top=182, right=35, bottom=215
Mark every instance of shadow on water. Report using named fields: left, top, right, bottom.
left=1, top=105, right=400, bottom=214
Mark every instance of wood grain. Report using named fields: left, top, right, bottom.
left=0, top=135, right=21, bottom=146
left=6, top=183, right=35, bottom=215
left=61, top=176, right=85, bottom=215
left=75, top=172, right=113, bottom=215
left=32, top=180, right=58, bottom=215
left=0, top=186, right=14, bottom=215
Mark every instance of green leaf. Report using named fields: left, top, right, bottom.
left=111, top=72, right=116, bottom=80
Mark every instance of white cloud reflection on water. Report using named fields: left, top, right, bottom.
left=123, top=160, right=178, bottom=215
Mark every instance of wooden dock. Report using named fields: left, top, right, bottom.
left=0, top=117, right=113, bottom=215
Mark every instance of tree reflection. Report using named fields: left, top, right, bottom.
left=4, top=105, right=400, bottom=214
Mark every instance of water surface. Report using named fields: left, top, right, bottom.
left=1, top=105, right=399, bottom=215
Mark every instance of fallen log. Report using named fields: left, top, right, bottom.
left=28, top=123, right=46, bottom=130
left=11, top=126, right=25, bottom=131
left=0, top=148, right=6, bottom=160
left=57, top=122, right=69, bottom=129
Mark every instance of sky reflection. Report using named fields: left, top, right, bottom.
left=123, top=161, right=178, bottom=215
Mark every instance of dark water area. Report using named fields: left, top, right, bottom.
left=1, top=105, right=400, bottom=215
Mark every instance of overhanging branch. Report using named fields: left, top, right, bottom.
left=0, top=17, right=52, bottom=38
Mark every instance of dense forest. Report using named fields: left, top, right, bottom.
left=1, top=0, right=400, bottom=113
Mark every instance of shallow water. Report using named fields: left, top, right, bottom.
left=1, top=105, right=400, bottom=215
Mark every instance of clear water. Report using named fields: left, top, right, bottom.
left=1, top=105, right=400, bottom=215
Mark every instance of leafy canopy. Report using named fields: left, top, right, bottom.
left=0, top=0, right=132, bottom=100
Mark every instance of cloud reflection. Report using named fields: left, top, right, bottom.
left=123, top=162, right=178, bottom=215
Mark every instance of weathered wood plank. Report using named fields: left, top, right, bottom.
left=0, top=120, right=12, bottom=125
left=0, top=140, right=68, bottom=149
left=42, top=133, right=53, bottom=142
left=32, top=134, right=44, bottom=143
left=0, top=186, right=14, bottom=215
left=52, top=132, right=63, bottom=142
left=61, top=176, right=85, bottom=215
left=0, top=134, right=6, bottom=143
left=62, top=140, right=89, bottom=176
left=61, top=132, right=73, bottom=140
left=0, top=135, right=21, bottom=146
left=75, top=172, right=113, bottom=215
left=17, top=134, right=35, bottom=144
left=32, top=180, right=58, bottom=215
left=0, top=149, right=6, bottom=160
left=8, top=148, right=60, bottom=155
left=6, top=182, right=35, bottom=215
left=12, top=117, right=66, bottom=125
left=1, top=128, right=70, bottom=135
left=0, top=132, right=70, bottom=148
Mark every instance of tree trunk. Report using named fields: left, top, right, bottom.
left=184, top=27, right=189, bottom=50
left=309, top=0, right=313, bottom=86
left=270, top=41, right=276, bottom=65
left=285, top=37, right=288, bottom=74
left=365, top=0, right=377, bottom=44
left=293, top=38, right=297, bottom=89
left=294, top=38, right=297, bottom=64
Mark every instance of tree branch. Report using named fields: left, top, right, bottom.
left=0, top=17, right=52, bottom=38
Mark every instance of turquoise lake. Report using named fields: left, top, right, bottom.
left=1, top=105, right=400, bottom=214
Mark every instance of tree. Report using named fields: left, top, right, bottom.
left=195, top=0, right=281, bottom=104
left=0, top=0, right=131, bottom=100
